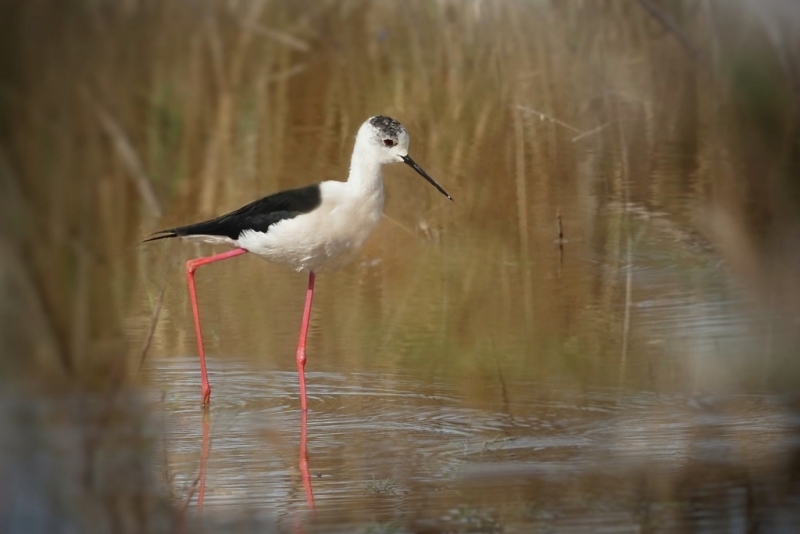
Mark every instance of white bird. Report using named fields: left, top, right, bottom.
left=145, top=116, right=452, bottom=409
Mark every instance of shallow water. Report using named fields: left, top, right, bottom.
left=152, top=364, right=798, bottom=532
left=142, top=174, right=799, bottom=531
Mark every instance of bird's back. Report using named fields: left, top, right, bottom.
left=237, top=180, right=385, bottom=272
left=144, top=183, right=323, bottom=244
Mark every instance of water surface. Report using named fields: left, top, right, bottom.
left=142, top=155, right=798, bottom=531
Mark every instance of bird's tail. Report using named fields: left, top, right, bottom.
left=142, top=218, right=226, bottom=243
left=142, top=229, right=179, bottom=243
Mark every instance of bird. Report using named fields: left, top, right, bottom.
left=145, top=116, right=452, bottom=410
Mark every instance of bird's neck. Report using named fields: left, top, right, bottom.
left=346, top=141, right=384, bottom=197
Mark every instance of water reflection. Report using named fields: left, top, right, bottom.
left=143, top=183, right=799, bottom=530
left=198, top=411, right=209, bottom=514
left=299, top=410, right=316, bottom=514
left=153, top=359, right=799, bottom=531
left=139, top=148, right=800, bottom=530
left=195, top=407, right=316, bottom=520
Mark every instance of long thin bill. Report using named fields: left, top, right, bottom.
left=401, top=155, right=453, bottom=201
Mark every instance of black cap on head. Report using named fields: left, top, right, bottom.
left=369, top=116, right=406, bottom=138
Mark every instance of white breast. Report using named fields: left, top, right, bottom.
left=236, top=181, right=384, bottom=272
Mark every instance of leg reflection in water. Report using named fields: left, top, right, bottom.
left=300, top=409, right=316, bottom=511
left=194, top=409, right=316, bottom=518
left=198, top=409, right=210, bottom=514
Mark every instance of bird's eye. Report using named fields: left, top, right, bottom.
left=383, top=139, right=395, bottom=147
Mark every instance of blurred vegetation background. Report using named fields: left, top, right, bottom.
left=1, top=0, right=800, bottom=531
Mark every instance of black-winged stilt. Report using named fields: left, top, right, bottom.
left=145, top=116, right=452, bottom=409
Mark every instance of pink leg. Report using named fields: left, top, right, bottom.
left=295, top=271, right=315, bottom=411
left=186, top=247, right=248, bottom=406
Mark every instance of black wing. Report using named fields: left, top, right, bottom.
left=144, top=183, right=322, bottom=242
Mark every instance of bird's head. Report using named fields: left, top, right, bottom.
left=357, top=115, right=452, bottom=200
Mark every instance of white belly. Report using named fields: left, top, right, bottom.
left=236, top=184, right=384, bottom=272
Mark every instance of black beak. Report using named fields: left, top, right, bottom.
left=401, top=155, right=453, bottom=201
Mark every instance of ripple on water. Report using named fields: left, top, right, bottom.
left=148, top=356, right=799, bottom=531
